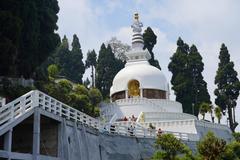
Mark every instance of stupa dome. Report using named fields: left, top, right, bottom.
left=110, top=61, right=168, bottom=96
left=109, top=13, right=169, bottom=101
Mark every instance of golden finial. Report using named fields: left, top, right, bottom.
left=134, top=13, right=139, bottom=21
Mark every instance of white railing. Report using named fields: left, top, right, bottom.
left=0, top=90, right=229, bottom=141
left=0, top=97, right=6, bottom=107
left=115, top=98, right=167, bottom=112
left=103, top=121, right=199, bottom=141
left=139, top=112, right=197, bottom=122
left=103, top=121, right=157, bottom=138
left=37, top=91, right=99, bottom=129
left=140, top=119, right=196, bottom=129
left=0, top=90, right=37, bottom=128
left=195, top=120, right=232, bottom=133
left=164, top=131, right=199, bottom=141
left=0, top=90, right=100, bottom=130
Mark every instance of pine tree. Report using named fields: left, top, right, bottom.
left=85, top=50, right=97, bottom=87
left=214, top=106, right=222, bottom=124
left=0, top=9, right=22, bottom=76
left=169, top=38, right=211, bottom=116
left=188, top=45, right=211, bottom=115
left=143, top=27, right=161, bottom=69
left=96, top=44, right=123, bottom=98
left=168, top=38, right=192, bottom=114
left=55, top=35, right=71, bottom=77
left=67, top=34, right=85, bottom=83
left=0, top=0, right=60, bottom=78
left=214, top=44, right=240, bottom=132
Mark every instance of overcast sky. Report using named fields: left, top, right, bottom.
left=57, top=0, right=240, bottom=128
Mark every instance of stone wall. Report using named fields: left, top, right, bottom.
left=61, top=120, right=197, bottom=160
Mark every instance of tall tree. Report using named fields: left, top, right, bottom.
left=188, top=45, right=211, bottom=115
left=96, top=44, right=124, bottom=98
left=85, top=50, right=97, bottom=87
left=143, top=27, right=161, bottom=69
left=54, top=35, right=70, bottom=77
left=67, top=34, right=85, bottom=83
left=0, top=0, right=60, bottom=78
left=214, top=106, right=222, bottom=124
left=199, top=102, right=211, bottom=120
left=214, top=44, right=240, bottom=132
left=0, top=9, right=22, bottom=76
left=169, top=38, right=211, bottom=116
left=168, top=37, right=192, bottom=114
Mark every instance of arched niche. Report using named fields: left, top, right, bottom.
left=128, top=79, right=140, bottom=97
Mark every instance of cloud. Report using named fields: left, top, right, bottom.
left=57, top=0, right=109, bottom=53
left=144, top=0, right=240, bottom=108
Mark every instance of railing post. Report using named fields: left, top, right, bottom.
left=32, top=90, right=39, bottom=108
left=33, top=107, right=40, bottom=160
left=10, top=105, right=14, bottom=122
left=20, top=97, right=25, bottom=115
left=4, top=128, right=12, bottom=154
left=0, top=97, right=6, bottom=107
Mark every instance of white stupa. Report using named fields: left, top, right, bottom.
left=100, top=13, right=232, bottom=141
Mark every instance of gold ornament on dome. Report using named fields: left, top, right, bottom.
left=128, top=80, right=140, bottom=97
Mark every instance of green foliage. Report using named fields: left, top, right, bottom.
left=214, top=43, right=240, bottom=132
left=197, top=132, right=226, bottom=160
left=168, top=38, right=210, bottom=116
left=96, top=44, right=124, bottom=98
left=0, top=0, right=60, bottom=78
left=51, top=35, right=70, bottom=77
left=44, top=80, right=72, bottom=103
left=0, top=10, right=22, bottom=76
left=69, top=93, right=90, bottom=113
left=45, top=35, right=85, bottom=83
left=143, top=27, right=161, bottom=69
left=199, top=102, right=211, bottom=120
left=88, top=88, right=103, bottom=115
left=222, top=141, right=240, bottom=160
left=0, top=78, right=34, bottom=102
left=233, top=132, right=240, bottom=142
left=188, top=45, right=211, bottom=115
left=66, top=34, right=85, bottom=83
left=74, top=84, right=89, bottom=96
left=89, top=88, right=103, bottom=106
left=58, top=80, right=73, bottom=94
left=39, top=79, right=103, bottom=117
left=214, top=106, right=222, bottom=124
left=152, top=132, right=240, bottom=160
left=47, top=64, right=59, bottom=80
left=153, top=134, right=192, bottom=160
